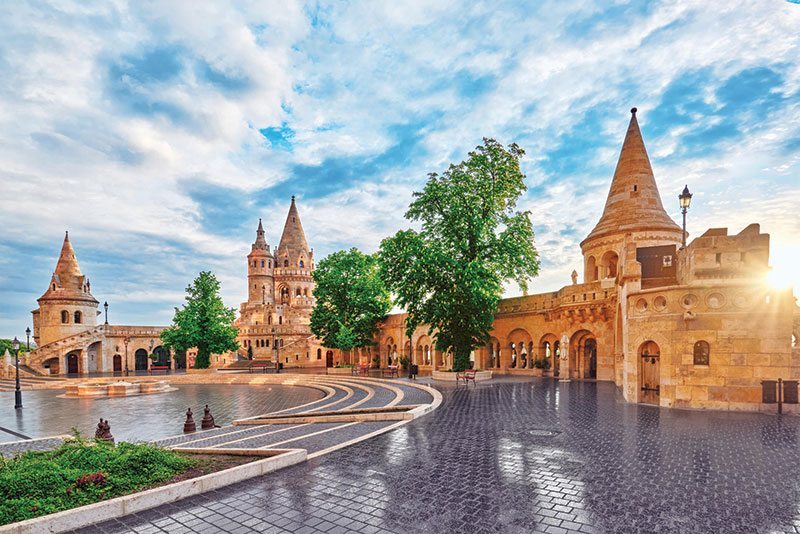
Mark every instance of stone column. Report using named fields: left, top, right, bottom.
left=81, top=349, right=88, bottom=376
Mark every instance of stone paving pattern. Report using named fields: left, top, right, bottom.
left=76, top=378, right=800, bottom=533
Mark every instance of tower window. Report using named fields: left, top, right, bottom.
left=268, top=261, right=271, bottom=268
left=279, top=316, right=283, bottom=325
left=299, top=260, right=304, bottom=268
left=261, top=260, right=265, bottom=268
left=61, top=310, right=69, bottom=324
left=74, top=311, right=82, bottom=324
left=52, top=283, right=56, bottom=291
left=633, top=185, right=638, bottom=192
left=284, top=260, right=289, bottom=267
left=296, top=288, right=302, bottom=296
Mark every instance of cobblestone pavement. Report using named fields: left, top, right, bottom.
left=75, top=378, right=800, bottom=533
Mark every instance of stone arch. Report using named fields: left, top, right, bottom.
left=508, top=328, right=533, bottom=369
left=569, top=329, right=597, bottom=379
left=416, top=335, right=431, bottom=366
left=65, top=350, right=81, bottom=375
left=486, top=336, right=501, bottom=369
left=600, top=250, right=619, bottom=279
left=539, top=333, right=558, bottom=374
left=43, top=356, right=60, bottom=375
left=134, top=348, right=148, bottom=371
left=586, top=255, right=597, bottom=282
left=278, top=285, right=290, bottom=304
left=152, top=345, right=170, bottom=367
left=86, top=341, right=101, bottom=373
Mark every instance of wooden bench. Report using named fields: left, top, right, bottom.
left=456, top=369, right=476, bottom=385
left=352, top=362, right=370, bottom=376
left=248, top=362, right=271, bottom=373
left=382, top=365, right=399, bottom=378
left=148, top=365, right=170, bottom=374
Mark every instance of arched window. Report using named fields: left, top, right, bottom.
left=284, top=260, right=289, bottom=267
left=261, top=260, right=265, bottom=268
left=74, top=311, right=82, bottom=324
left=317, top=348, right=322, bottom=360
left=61, top=310, right=69, bottom=324
left=268, top=315, right=272, bottom=325
left=296, top=288, right=302, bottom=296
left=693, top=340, right=710, bottom=365
left=304, top=288, right=308, bottom=296
left=268, top=260, right=272, bottom=268
left=280, top=339, right=284, bottom=347
left=52, top=283, right=56, bottom=291
left=299, top=260, right=304, bottom=268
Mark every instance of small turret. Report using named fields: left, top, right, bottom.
left=247, top=219, right=274, bottom=305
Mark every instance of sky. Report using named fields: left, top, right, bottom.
left=1, top=1, right=799, bottom=338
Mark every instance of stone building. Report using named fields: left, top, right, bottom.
left=233, top=197, right=330, bottom=367
left=28, top=232, right=170, bottom=375
left=375, top=108, right=799, bottom=411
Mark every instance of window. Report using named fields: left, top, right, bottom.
left=74, top=311, right=82, bottom=324
left=61, top=310, right=69, bottom=324
left=296, top=288, right=302, bottom=296
left=261, top=260, right=265, bottom=268
left=266, top=339, right=270, bottom=348
left=633, top=185, right=638, bottom=192
left=715, top=253, right=721, bottom=264
left=268, top=261, right=271, bottom=268
left=317, top=348, right=322, bottom=360
left=280, top=339, right=284, bottom=347
left=52, top=283, right=56, bottom=291
left=284, top=260, right=289, bottom=267
left=693, top=340, right=710, bottom=365
left=268, top=315, right=272, bottom=325
left=299, top=260, right=304, bottom=268
left=279, top=316, right=283, bottom=325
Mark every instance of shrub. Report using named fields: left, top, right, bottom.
left=0, top=440, right=194, bottom=525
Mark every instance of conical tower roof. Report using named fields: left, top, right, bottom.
left=55, top=231, right=84, bottom=289
left=250, top=218, right=270, bottom=254
left=581, top=108, right=681, bottom=247
left=277, top=196, right=311, bottom=259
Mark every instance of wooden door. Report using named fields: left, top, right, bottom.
left=113, top=354, right=122, bottom=373
left=640, top=341, right=660, bottom=404
left=67, top=353, right=79, bottom=374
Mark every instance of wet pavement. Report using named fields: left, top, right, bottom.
left=0, top=384, right=323, bottom=443
left=74, top=377, right=800, bottom=533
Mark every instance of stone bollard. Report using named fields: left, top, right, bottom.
left=201, top=404, right=216, bottom=430
left=95, top=418, right=115, bottom=444
left=183, top=408, right=196, bottom=433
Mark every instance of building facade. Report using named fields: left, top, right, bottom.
left=375, top=109, right=800, bottom=411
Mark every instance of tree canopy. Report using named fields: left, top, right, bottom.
left=310, top=248, right=391, bottom=353
left=379, top=138, right=540, bottom=371
left=160, top=271, right=239, bottom=369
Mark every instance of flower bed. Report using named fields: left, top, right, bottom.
left=0, top=438, right=255, bottom=526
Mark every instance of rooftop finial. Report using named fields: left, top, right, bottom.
left=631, top=107, right=638, bottom=115
left=65, top=230, right=69, bottom=240
left=291, top=195, right=295, bottom=202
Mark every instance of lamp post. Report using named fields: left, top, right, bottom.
left=123, top=336, right=130, bottom=376
left=272, top=327, right=280, bottom=374
left=103, top=301, right=109, bottom=325
left=13, top=335, right=22, bottom=409
left=679, top=185, right=693, bottom=249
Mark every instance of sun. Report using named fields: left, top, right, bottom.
left=766, top=244, right=800, bottom=295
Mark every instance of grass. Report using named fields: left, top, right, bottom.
left=0, top=436, right=196, bottom=525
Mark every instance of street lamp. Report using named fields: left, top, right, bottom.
left=272, top=327, right=280, bottom=374
left=679, top=185, right=693, bottom=249
left=13, top=336, right=22, bottom=409
left=123, top=337, right=130, bottom=376
left=103, top=301, right=109, bottom=325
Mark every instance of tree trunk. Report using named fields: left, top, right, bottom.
left=194, top=348, right=211, bottom=369
left=453, top=347, right=471, bottom=372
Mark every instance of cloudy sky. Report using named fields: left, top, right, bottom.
left=1, top=1, right=799, bottom=338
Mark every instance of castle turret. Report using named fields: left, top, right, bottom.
left=32, top=232, right=99, bottom=346
left=274, top=196, right=315, bottom=309
left=247, top=219, right=275, bottom=305
left=580, top=108, right=682, bottom=282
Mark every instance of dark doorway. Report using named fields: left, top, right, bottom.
left=152, top=346, right=171, bottom=368
left=135, top=349, right=148, bottom=371
left=585, top=339, right=597, bottom=379
left=113, top=354, right=122, bottom=373
left=326, top=350, right=334, bottom=367
left=174, top=350, right=186, bottom=370
left=66, top=352, right=79, bottom=374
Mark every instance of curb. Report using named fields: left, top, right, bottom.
left=0, top=449, right=306, bottom=534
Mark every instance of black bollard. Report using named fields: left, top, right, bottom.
left=201, top=404, right=215, bottom=430
left=183, top=408, right=196, bottom=433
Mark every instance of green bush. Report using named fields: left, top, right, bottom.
left=0, top=440, right=194, bottom=525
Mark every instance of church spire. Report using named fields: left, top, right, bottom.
left=581, top=108, right=681, bottom=247
left=278, top=196, right=311, bottom=255
left=55, top=231, right=83, bottom=282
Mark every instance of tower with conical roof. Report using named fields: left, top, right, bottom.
left=32, top=232, right=99, bottom=346
left=580, top=108, right=682, bottom=283
left=274, top=196, right=315, bottom=310
left=246, top=219, right=275, bottom=305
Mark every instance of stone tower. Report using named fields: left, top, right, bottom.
left=32, top=232, right=99, bottom=347
left=247, top=219, right=275, bottom=305
left=274, top=196, right=315, bottom=313
left=580, top=108, right=682, bottom=283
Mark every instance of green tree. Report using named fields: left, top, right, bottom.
left=310, top=248, right=392, bottom=358
left=379, top=138, right=540, bottom=371
left=161, top=271, right=239, bottom=369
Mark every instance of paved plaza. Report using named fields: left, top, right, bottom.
left=69, top=377, right=800, bottom=534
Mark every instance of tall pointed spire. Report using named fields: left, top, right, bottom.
left=582, top=108, right=681, bottom=246
left=54, top=231, right=83, bottom=284
left=277, top=196, right=311, bottom=261
left=252, top=218, right=268, bottom=252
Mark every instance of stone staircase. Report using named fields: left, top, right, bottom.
left=0, top=375, right=66, bottom=392
left=26, top=326, right=108, bottom=373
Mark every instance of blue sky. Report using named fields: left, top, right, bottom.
left=1, top=1, right=799, bottom=338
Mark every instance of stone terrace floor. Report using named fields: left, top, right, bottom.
left=77, top=377, right=800, bottom=533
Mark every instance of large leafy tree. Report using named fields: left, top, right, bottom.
left=311, top=248, right=392, bottom=357
left=379, top=138, right=540, bottom=371
left=161, top=271, right=239, bottom=369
